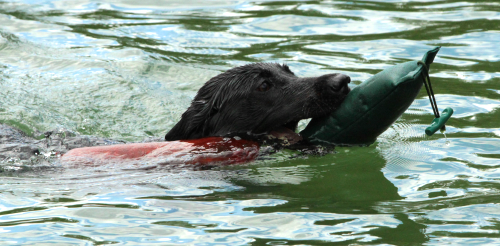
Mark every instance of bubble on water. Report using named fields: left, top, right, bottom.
left=443, top=132, right=451, bottom=147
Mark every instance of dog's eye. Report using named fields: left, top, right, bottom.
left=257, top=81, right=271, bottom=92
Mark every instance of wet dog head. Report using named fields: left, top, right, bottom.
left=165, top=63, right=350, bottom=141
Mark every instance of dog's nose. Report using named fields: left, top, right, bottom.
left=325, top=73, right=351, bottom=93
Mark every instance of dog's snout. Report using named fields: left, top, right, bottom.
left=323, top=73, right=350, bottom=94
left=329, top=74, right=350, bottom=91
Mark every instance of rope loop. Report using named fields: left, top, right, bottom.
left=418, top=61, right=440, bottom=118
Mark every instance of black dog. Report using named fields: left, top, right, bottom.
left=0, top=63, right=349, bottom=167
left=165, top=63, right=350, bottom=144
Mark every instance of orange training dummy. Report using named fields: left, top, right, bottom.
left=61, top=137, right=260, bottom=168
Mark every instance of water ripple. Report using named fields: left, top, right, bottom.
left=1, top=0, right=500, bottom=245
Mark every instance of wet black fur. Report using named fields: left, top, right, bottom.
left=165, top=63, right=350, bottom=141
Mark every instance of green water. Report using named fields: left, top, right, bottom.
left=1, top=0, right=500, bottom=245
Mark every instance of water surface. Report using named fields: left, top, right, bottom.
left=1, top=0, right=500, bottom=245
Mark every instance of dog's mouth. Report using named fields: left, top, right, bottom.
left=268, top=125, right=303, bottom=145
left=265, top=119, right=304, bottom=146
left=266, top=88, right=351, bottom=146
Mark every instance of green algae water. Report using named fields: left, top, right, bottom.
left=1, top=0, right=500, bottom=245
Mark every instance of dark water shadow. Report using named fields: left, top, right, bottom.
left=231, top=146, right=403, bottom=214
left=239, top=145, right=428, bottom=244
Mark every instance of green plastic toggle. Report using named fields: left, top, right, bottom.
left=425, top=107, right=454, bottom=136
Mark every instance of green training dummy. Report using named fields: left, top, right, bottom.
left=301, top=47, right=452, bottom=146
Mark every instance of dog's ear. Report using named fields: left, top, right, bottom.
left=165, top=64, right=262, bottom=141
left=165, top=100, right=217, bottom=141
